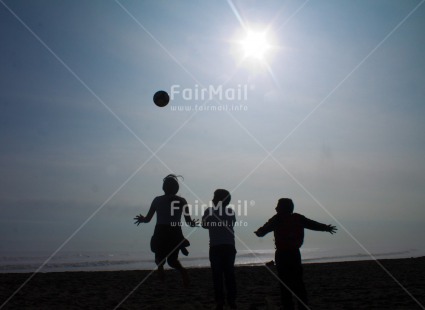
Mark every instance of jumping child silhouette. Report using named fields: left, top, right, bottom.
left=134, top=174, right=198, bottom=287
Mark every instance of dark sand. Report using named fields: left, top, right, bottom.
left=1, top=257, right=424, bottom=309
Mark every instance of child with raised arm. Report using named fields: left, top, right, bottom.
left=134, top=174, right=198, bottom=287
left=202, top=189, right=237, bottom=310
left=255, top=198, right=337, bottom=310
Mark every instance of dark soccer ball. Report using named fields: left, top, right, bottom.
left=153, top=90, right=170, bottom=107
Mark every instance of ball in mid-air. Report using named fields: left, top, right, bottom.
left=153, top=90, right=170, bottom=107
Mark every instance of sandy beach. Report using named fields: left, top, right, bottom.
left=1, top=257, right=424, bottom=309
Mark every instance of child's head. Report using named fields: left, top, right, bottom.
left=212, top=189, right=231, bottom=208
left=162, top=174, right=182, bottom=195
left=276, top=198, right=294, bottom=214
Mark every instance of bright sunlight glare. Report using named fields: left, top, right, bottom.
left=241, top=30, right=271, bottom=61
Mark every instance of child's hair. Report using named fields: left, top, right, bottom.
left=212, top=189, right=231, bottom=207
left=276, top=198, right=294, bottom=214
left=162, top=174, right=183, bottom=195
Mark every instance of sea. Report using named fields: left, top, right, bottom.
left=0, top=247, right=423, bottom=273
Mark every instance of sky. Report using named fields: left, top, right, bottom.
left=1, top=0, right=425, bottom=260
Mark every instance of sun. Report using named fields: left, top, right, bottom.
left=240, top=30, right=271, bottom=61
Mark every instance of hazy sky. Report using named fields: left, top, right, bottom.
left=1, top=0, right=425, bottom=259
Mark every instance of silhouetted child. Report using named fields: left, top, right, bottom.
left=134, top=174, right=198, bottom=287
left=202, top=189, right=237, bottom=310
left=255, top=198, right=337, bottom=310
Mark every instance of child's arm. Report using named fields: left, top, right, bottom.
left=302, top=216, right=337, bottom=234
left=254, top=215, right=279, bottom=237
left=231, top=212, right=236, bottom=226
left=134, top=199, right=157, bottom=225
left=143, top=202, right=156, bottom=222
left=201, top=208, right=214, bottom=229
left=183, top=201, right=199, bottom=227
left=327, top=225, right=337, bottom=234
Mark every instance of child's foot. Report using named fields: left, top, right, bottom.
left=180, top=246, right=189, bottom=256
left=180, top=239, right=190, bottom=256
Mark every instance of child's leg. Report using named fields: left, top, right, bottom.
left=167, top=248, right=190, bottom=287
left=276, top=249, right=308, bottom=310
left=166, top=249, right=183, bottom=270
left=286, top=250, right=308, bottom=309
left=292, top=262, right=308, bottom=310
left=155, top=243, right=164, bottom=264
left=222, top=246, right=237, bottom=306
left=210, top=246, right=225, bottom=306
left=155, top=252, right=166, bottom=282
left=275, top=250, right=295, bottom=310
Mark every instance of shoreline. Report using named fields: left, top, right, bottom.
left=1, top=255, right=423, bottom=273
left=1, top=257, right=424, bottom=309
left=1, top=247, right=422, bottom=274
left=2, top=252, right=423, bottom=274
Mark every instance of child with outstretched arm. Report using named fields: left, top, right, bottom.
left=255, top=198, right=336, bottom=310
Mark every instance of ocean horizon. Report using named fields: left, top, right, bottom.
left=1, top=247, right=422, bottom=274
